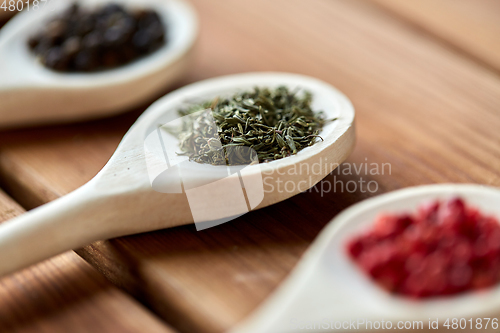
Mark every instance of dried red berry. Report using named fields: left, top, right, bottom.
left=346, top=197, right=500, bottom=298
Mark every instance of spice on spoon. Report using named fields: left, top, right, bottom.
left=28, top=3, right=166, bottom=72
left=170, top=86, right=328, bottom=165
left=346, top=197, right=500, bottom=298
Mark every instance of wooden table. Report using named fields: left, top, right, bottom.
left=0, top=0, right=499, bottom=332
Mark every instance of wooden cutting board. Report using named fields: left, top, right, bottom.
left=372, top=0, right=500, bottom=72
left=0, top=0, right=499, bottom=332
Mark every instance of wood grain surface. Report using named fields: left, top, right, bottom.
left=371, top=0, right=500, bottom=72
left=0, top=189, right=176, bottom=333
left=0, top=0, right=499, bottom=332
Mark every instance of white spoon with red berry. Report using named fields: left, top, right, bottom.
left=231, top=184, right=500, bottom=333
left=0, top=0, right=197, bottom=128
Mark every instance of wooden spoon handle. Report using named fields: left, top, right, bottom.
left=0, top=184, right=110, bottom=277
left=0, top=174, right=193, bottom=277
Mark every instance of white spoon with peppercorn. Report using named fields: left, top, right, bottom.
left=0, top=0, right=197, bottom=128
left=0, top=72, right=356, bottom=278
left=230, top=184, right=500, bottom=333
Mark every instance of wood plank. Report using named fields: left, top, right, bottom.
left=371, top=0, right=500, bottom=72
left=0, top=189, right=176, bottom=333
left=0, top=0, right=499, bottom=332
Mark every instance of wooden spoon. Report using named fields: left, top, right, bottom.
left=230, top=184, right=500, bottom=333
left=0, top=0, right=198, bottom=128
left=0, top=72, right=355, bottom=277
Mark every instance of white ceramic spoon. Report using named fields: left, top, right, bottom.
left=229, top=184, right=500, bottom=333
left=0, top=0, right=198, bottom=128
left=0, top=72, right=356, bottom=277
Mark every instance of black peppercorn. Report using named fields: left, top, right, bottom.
left=28, top=3, right=166, bottom=72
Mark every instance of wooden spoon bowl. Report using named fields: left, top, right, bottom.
left=230, top=184, right=500, bottom=333
left=0, top=0, right=198, bottom=127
